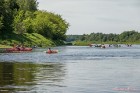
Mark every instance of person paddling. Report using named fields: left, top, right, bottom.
left=46, top=48, right=58, bottom=54
left=47, top=48, right=52, bottom=53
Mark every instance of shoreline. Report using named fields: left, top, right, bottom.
left=0, top=44, right=12, bottom=48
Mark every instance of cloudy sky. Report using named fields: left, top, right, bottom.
left=37, top=0, right=140, bottom=35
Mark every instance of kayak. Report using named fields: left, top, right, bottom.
left=6, top=48, right=32, bottom=53
left=46, top=50, right=58, bottom=54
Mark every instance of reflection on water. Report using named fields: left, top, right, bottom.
left=0, top=46, right=140, bottom=93
left=0, top=60, right=140, bottom=93
left=0, top=62, right=66, bottom=93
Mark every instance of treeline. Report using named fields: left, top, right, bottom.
left=67, top=30, right=140, bottom=44
left=0, top=0, right=69, bottom=46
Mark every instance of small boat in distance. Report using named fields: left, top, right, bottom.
left=46, top=50, right=58, bottom=54
left=46, top=48, right=58, bottom=54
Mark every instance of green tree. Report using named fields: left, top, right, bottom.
left=0, top=17, right=3, bottom=29
left=16, top=0, right=38, bottom=11
left=13, top=10, right=26, bottom=34
left=22, top=11, right=35, bottom=33
left=32, top=11, right=53, bottom=38
left=0, top=0, right=19, bottom=37
left=119, top=30, right=137, bottom=42
left=0, top=0, right=4, bottom=32
left=32, top=11, right=69, bottom=41
left=49, top=13, right=69, bottom=40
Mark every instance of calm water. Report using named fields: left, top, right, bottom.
left=0, top=45, right=140, bottom=93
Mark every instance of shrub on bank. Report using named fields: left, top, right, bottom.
left=0, top=33, right=55, bottom=47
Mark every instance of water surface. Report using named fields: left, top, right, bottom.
left=0, top=45, right=140, bottom=93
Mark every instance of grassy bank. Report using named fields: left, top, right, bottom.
left=0, top=44, right=12, bottom=48
left=0, top=33, right=55, bottom=48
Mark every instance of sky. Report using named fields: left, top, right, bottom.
left=37, top=0, right=140, bottom=35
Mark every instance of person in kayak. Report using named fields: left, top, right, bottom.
left=46, top=48, right=58, bottom=54
left=47, top=48, right=52, bottom=53
left=16, top=44, right=21, bottom=50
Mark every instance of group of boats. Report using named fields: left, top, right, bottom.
left=89, top=44, right=132, bottom=48
left=0, top=44, right=133, bottom=53
left=0, top=47, right=58, bottom=54
left=89, top=44, right=106, bottom=48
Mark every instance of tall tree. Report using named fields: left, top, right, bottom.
left=0, top=0, right=4, bottom=34
left=32, top=11, right=69, bottom=41
left=0, top=0, right=4, bottom=35
left=16, top=0, right=38, bottom=11
left=0, top=0, right=19, bottom=37
left=13, top=10, right=26, bottom=34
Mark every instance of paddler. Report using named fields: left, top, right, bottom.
left=47, top=48, right=52, bottom=53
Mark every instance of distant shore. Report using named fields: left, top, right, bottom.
left=72, top=41, right=140, bottom=46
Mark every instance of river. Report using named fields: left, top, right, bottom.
left=0, top=45, right=140, bottom=93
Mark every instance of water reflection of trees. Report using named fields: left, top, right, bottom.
left=0, top=62, right=66, bottom=92
left=0, top=62, right=14, bottom=85
left=35, top=63, right=66, bottom=82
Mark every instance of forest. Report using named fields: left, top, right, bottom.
left=0, top=0, right=69, bottom=47
left=66, top=30, right=140, bottom=45
left=0, top=0, right=139, bottom=47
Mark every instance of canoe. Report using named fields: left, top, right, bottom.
left=46, top=50, right=58, bottom=54
left=6, top=48, right=32, bottom=53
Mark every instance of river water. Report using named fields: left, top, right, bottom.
left=0, top=45, right=140, bottom=93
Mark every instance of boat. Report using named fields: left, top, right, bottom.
left=46, top=50, right=58, bottom=54
left=6, top=47, right=32, bottom=53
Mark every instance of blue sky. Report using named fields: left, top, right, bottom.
left=37, top=0, right=140, bottom=35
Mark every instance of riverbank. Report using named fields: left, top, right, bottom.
left=0, top=44, right=12, bottom=48
left=72, top=41, right=140, bottom=46
left=0, top=33, right=57, bottom=48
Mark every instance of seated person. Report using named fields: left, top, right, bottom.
left=47, top=48, right=52, bottom=53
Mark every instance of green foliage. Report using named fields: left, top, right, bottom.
left=73, top=41, right=93, bottom=46
left=67, top=30, right=140, bottom=45
left=22, top=33, right=55, bottom=47
left=0, top=33, right=55, bottom=47
left=32, top=11, right=69, bottom=41
left=0, top=44, right=12, bottom=48
left=0, top=17, right=3, bottom=30
left=16, top=0, right=38, bottom=11
left=13, top=10, right=26, bottom=34
left=0, top=0, right=4, bottom=29
left=13, top=10, right=69, bottom=41
left=0, top=0, right=69, bottom=47
left=31, top=11, right=53, bottom=37
left=119, top=30, right=140, bottom=42
left=0, top=0, right=15, bottom=36
left=66, top=35, right=83, bottom=42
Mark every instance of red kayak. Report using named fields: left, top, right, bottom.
left=46, top=50, right=58, bottom=54
left=6, top=47, right=32, bottom=53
